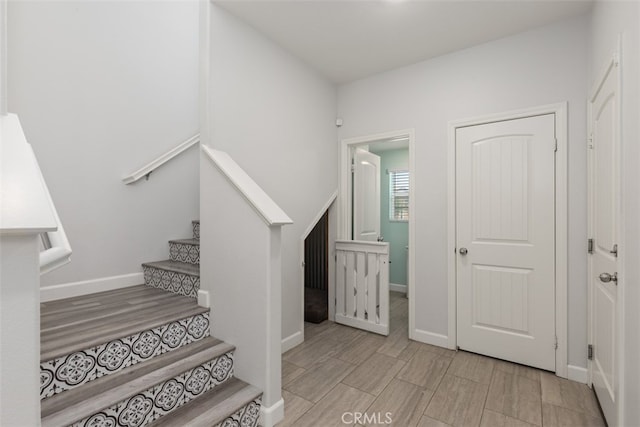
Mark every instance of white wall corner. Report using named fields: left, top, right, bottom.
left=567, top=365, right=588, bottom=384
left=40, top=272, right=143, bottom=302
left=260, top=397, right=284, bottom=427
left=281, top=330, right=303, bottom=354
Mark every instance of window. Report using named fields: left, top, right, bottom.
left=389, top=170, right=409, bottom=221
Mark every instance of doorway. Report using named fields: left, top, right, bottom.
left=338, top=129, right=415, bottom=338
left=304, top=210, right=329, bottom=324
left=448, top=104, right=568, bottom=376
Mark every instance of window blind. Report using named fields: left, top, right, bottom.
left=389, top=170, right=409, bottom=221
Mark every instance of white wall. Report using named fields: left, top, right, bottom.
left=338, top=16, right=589, bottom=367
left=589, top=1, right=640, bottom=424
left=8, top=1, right=200, bottom=293
left=207, top=5, right=338, bottom=343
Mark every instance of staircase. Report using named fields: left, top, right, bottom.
left=40, top=220, right=263, bottom=427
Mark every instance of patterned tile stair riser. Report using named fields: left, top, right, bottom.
left=40, top=313, right=210, bottom=400
left=71, top=352, right=235, bottom=427
left=192, top=221, right=199, bottom=240
left=169, top=242, right=199, bottom=265
left=214, top=398, right=262, bottom=427
left=143, top=266, right=199, bottom=299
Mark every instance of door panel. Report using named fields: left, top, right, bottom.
left=456, top=114, right=556, bottom=371
left=589, top=59, right=619, bottom=426
left=353, top=148, right=381, bottom=242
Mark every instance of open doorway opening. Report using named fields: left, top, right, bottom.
left=304, top=211, right=329, bottom=323
left=369, top=142, right=409, bottom=298
left=337, top=129, right=415, bottom=338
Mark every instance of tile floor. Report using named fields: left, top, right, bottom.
left=278, top=292, right=605, bottom=427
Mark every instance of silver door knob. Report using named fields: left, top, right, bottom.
left=459, top=247, right=468, bottom=255
left=599, top=272, right=617, bottom=283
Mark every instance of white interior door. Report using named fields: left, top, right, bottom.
left=588, top=59, right=619, bottom=426
left=353, top=148, right=381, bottom=242
left=456, top=114, right=556, bottom=371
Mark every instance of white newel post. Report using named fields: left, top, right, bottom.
left=1, top=115, right=58, bottom=426
left=0, top=234, right=44, bottom=426
left=200, top=147, right=291, bottom=427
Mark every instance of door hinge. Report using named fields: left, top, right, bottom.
left=588, top=134, right=594, bottom=149
left=554, top=138, right=558, bottom=152
left=554, top=336, right=558, bottom=350
left=610, top=244, right=618, bottom=257
left=588, top=238, right=594, bottom=254
left=588, top=344, right=594, bottom=360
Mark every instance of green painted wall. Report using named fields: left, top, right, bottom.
left=372, top=148, right=409, bottom=286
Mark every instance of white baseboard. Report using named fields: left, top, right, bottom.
left=260, top=397, right=284, bottom=427
left=197, top=289, right=210, bottom=308
left=567, top=364, right=588, bottom=384
left=390, top=283, right=407, bottom=293
left=40, top=272, right=143, bottom=302
left=412, top=328, right=450, bottom=349
left=281, top=331, right=303, bottom=353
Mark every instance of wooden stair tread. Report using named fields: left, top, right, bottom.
left=41, top=285, right=207, bottom=362
left=41, top=337, right=234, bottom=427
left=168, top=238, right=199, bottom=245
left=142, top=259, right=200, bottom=276
left=149, top=377, right=261, bottom=427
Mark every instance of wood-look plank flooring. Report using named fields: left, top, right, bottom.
left=40, top=285, right=206, bottom=362
left=279, top=292, right=605, bottom=427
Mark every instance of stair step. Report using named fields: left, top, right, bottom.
left=41, top=337, right=235, bottom=427
left=142, top=260, right=200, bottom=298
left=192, top=220, right=200, bottom=240
left=150, top=377, right=261, bottom=427
left=169, top=238, right=200, bottom=265
left=40, top=286, right=209, bottom=400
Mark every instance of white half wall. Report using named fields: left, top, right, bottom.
left=589, top=2, right=640, bottom=424
left=337, top=15, right=589, bottom=367
left=7, top=1, right=200, bottom=292
left=207, top=5, right=338, bottom=343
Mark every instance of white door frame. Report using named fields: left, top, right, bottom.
left=447, top=103, right=568, bottom=378
left=338, top=129, right=416, bottom=338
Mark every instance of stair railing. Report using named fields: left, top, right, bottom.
left=122, top=134, right=200, bottom=184
left=200, top=145, right=292, bottom=427
left=1, top=113, right=61, bottom=426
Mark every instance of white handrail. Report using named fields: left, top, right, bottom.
left=0, top=114, right=72, bottom=274
left=201, top=145, right=293, bottom=226
left=122, top=134, right=200, bottom=184
left=35, top=144, right=72, bottom=274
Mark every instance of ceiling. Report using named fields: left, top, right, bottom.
left=215, top=0, right=593, bottom=84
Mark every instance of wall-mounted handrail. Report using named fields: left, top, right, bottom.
left=202, top=145, right=293, bottom=226
left=122, top=134, right=200, bottom=184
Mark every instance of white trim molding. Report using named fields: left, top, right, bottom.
left=260, top=397, right=284, bottom=427
left=122, top=134, right=200, bottom=184
left=413, top=329, right=449, bottom=349
left=447, top=102, right=569, bottom=378
left=281, top=331, right=303, bottom=354
left=568, top=365, right=588, bottom=384
left=40, top=272, right=143, bottom=302
left=389, top=283, right=407, bottom=294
